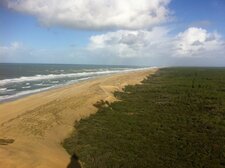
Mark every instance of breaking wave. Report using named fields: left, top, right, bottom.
left=0, top=68, right=148, bottom=86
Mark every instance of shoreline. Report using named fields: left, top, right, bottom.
left=0, top=76, right=95, bottom=104
left=0, top=68, right=157, bottom=168
left=0, top=67, right=152, bottom=104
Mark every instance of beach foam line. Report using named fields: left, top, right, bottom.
left=0, top=67, right=154, bottom=102
left=0, top=68, right=150, bottom=86
left=0, top=76, right=95, bottom=102
left=6, top=89, right=16, bottom=92
left=51, top=81, right=59, bottom=84
left=0, top=88, right=17, bottom=92
left=22, top=86, right=31, bottom=89
left=35, top=83, right=45, bottom=86
left=0, top=86, right=55, bottom=102
left=0, top=88, right=7, bottom=91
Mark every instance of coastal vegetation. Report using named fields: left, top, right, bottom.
left=63, top=68, right=225, bottom=168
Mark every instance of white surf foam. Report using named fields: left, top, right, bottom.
left=51, top=81, right=59, bottom=84
left=22, top=86, right=31, bottom=89
left=0, top=67, right=154, bottom=102
left=6, top=89, right=16, bottom=92
left=0, top=86, right=55, bottom=102
left=0, top=88, right=7, bottom=91
left=0, top=68, right=149, bottom=86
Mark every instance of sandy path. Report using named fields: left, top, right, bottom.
left=0, top=68, right=157, bottom=168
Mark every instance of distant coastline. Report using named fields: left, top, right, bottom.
left=0, top=63, right=152, bottom=103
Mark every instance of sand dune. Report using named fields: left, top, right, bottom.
left=0, top=68, right=157, bottom=168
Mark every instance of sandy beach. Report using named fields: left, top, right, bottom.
left=0, top=68, right=157, bottom=168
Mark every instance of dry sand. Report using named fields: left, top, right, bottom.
left=0, top=68, right=157, bottom=168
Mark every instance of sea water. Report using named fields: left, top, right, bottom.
left=0, top=63, right=147, bottom=102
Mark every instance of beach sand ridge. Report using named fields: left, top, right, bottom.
left=0, top=68, right=157, bottom=168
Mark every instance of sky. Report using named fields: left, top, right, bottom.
left=0, top=0, right=225, bottom=66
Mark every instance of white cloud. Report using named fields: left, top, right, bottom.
left=1, top=28, right=224, bottom=66
left=0, top=42, right=24, bottom=56
left=6, top=0, right=171, bottom=30
left=174, top=27, right=225, bottom=57
left=87, top=27, right=225, bottom=62
left=3, top=1, right=225, bottom=66
left=88, top=27, right=171, bottom=58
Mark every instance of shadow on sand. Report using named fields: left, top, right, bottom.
left=67, top=153, right=81, bottom=168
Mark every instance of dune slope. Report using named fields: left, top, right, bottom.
left=0, top=69, right=157, bottom=168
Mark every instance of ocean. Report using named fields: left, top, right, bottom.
left=0, top=63, right=147, bottom=102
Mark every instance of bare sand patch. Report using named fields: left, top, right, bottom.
left=0, top=68, right=157, bottom=168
